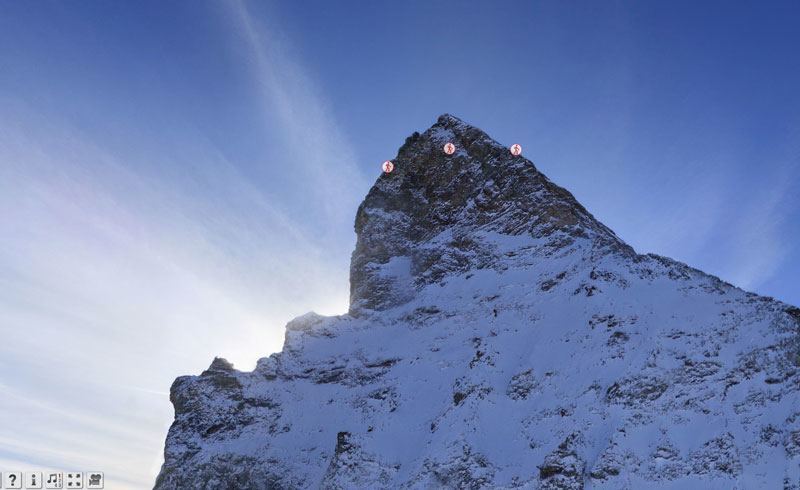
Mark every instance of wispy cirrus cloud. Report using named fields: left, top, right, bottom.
left=0, top=4, right=368, bottom=486
left=226, top=0, right=369, bottom=234
left=721, top=155, right=799, bottom=290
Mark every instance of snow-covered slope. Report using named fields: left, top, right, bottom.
left=155, top=115, right=800, bottom=489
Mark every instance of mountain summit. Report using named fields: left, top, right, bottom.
left=350, top=114, right=628, bottom=314
left=156, top=116, right=800, bottom=489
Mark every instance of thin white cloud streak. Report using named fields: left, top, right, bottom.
left=723, top=159, right=798, bottom=290
left=226, top=0, right=370, bottom=232
left=615, top=148, right=798, bottom=293
left=0, top=13, right=369, bottom=482
left=625, top=170, right=729, bottom=259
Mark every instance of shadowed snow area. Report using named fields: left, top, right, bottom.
left=156, top=115, right=800, bottom=489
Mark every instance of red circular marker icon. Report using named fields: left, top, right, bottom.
left=443, top=142, right=456, bottom=155
left=510, top=144, right=522, bottom=156
left=382, top=160, right=394, bottom=173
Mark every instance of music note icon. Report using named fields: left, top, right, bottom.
left=44, top=472, right=63, bottom=489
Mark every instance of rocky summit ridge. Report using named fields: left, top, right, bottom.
left=350, top=114, right=630, bottom=314
left=156, top=115, right=800, bottom=489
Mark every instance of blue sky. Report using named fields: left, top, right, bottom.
left=1, top=1, right=798, bottom=487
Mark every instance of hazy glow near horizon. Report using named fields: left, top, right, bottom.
left=1, top=1, right=798, bottom=487
left=0, top=2, right=365, bottom=487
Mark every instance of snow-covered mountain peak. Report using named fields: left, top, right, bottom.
left=351, top=114, right=628, bottom=314
left=156, top=116, right=800, bottom=490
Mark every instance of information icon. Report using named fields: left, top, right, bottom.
left=381, top=160, right=394, bottom=174
left=26, top=472, right=43, bottom=489
left=443, top=142, right=455, bottom=155
left=510, top=144, right=522, bottom=156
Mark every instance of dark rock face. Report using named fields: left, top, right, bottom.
left=605, top=376, right=668, bottom=406
left=155, top=115, right=800, bottom=489
left=321, top=431, right=399, bottom=489
left=349, top=114, right=629, bottom=314
left=507, top=368, right=537, bottom=400
left=539, top=434, right=585, bottom=490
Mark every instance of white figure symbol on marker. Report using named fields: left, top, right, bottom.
left=382, top=160, right=394, bottom=173
left=443, top=142, right=455, bottom=155
left=510, top=144, right=522, bottom=156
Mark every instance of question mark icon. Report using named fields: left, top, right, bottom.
left=9, top=473, right=18, bottom=487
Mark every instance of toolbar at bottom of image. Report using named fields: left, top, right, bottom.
left=1, top=471, right=103, bottom=489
